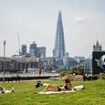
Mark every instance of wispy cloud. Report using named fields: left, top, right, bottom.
left=73, top=17, right=87, bottom=24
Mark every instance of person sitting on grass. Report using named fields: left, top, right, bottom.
left=35, top=81, right=43, bottom=88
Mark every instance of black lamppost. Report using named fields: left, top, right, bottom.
left=3, top=40, right=6, bottom=83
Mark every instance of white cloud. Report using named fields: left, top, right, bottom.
left=73, top=17, right=87, bottom=24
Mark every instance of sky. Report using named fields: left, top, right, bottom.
left=0, top=0, right=105, bottom=58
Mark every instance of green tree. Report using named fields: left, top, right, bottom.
left=71, top=66, right=84, bottom=75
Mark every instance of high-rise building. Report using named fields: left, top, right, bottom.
left=21, top=44, right=27, bottom=55
left=37, top=47, right=46, bottom=58
left=74, top=56, right=85, bottom=63
left=53, top=11, right=66, bottom=58
left=29, top=42, right=46, bottom=58
left=30, top=42, right=37, bottom=56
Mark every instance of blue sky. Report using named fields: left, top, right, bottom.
left=0, top=0, right=105, bottom=57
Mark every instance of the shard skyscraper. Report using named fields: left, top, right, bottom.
left=53, top=11, right=66, bottom=58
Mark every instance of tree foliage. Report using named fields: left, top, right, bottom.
left=71, top=66, right=84, bottom=75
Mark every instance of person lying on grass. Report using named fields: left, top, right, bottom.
left=43, top=76, right=72, bottom=92
left=0, top=86, right=15, bottom=94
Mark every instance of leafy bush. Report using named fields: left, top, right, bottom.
left=60, top=70, right=72, bottom=77
left=98, top=73, right=105, bottom=80
left=71, top=66, right=84, bottom=75
left=86, top=75, right=98, bottom=80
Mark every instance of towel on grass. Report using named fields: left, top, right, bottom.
left=38, top=85, right=84, bottom=94
left=39, top=89, right=75, bottom=94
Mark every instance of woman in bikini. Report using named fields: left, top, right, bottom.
left=44, top=76, right=72, bottom=92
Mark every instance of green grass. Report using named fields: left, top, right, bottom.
left=0, top=79, right=105, bottom=105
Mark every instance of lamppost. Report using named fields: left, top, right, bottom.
left=38, top=57, right=42, bottom=78
left=3, top=40, right=6, bottom=83
left=3, top=40, right=6, bottom=58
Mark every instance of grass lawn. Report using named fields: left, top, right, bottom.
left=0, top=79, right=105, bottom=105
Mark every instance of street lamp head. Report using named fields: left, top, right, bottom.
left=3, top=40, right=6, bottom=45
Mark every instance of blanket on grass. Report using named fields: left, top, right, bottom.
left=39, top=85, right=84, bottom=94
left=39, top=89, right=75, bottom=94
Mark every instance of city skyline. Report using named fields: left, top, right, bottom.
left=0, top=0, right=105, bottom=58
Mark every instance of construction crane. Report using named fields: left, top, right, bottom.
left=17, top=33, right=21, bottom=55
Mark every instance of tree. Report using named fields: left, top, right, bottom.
left=71, top=66, right=84, bottom=75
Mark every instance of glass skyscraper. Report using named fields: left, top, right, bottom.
left=53, top=11, right=66, bottom=58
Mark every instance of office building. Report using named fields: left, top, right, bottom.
left=21, top=44, right=27, bottom=55
left=30, top=42, right=37, bottom=56
left=37, top=47, right=46, bottom=58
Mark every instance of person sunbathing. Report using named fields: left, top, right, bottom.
left=44, top=77, right=72, bottom=92
left=0, top=87, right=15, bottom=94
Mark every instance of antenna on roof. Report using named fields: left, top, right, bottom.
left=17, top=32, right=21, bottom=55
